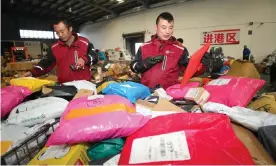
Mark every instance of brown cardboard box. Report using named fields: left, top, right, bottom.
left=231, top=123, right=275, bottom=165
left=136, top=99, right=156, bottom=108
left=7, top=61, right=38, bottom=71
left=136, top=98, right=185, bottom=112
left=73, top=89, right=94, bottom=100
left=153, top=99, right=184, bottom=112
left=267, top=92, right=276, bottom=101
left=226, top=60, right=260, bottom=79
left=248, top=94, right=276, bottom=114
left=189, top=77, right=203, bottom=86
left=42, top=86, right=53, bottom=94
left=1, top=77, right=13, bottom=84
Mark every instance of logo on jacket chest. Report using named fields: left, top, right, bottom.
left=165, top=50, right=174, bottom=54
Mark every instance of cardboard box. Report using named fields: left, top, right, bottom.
left=136, top=98, right=185, bottom=112
left=226, top=60, right=260, bottom=79
left=189, top=77, right=203, bottom=86
left=42, top=86, right=53, bottom=94
left=7, top=61, right=38, bottom=71
left=267, top=92, right=276, bottom=101
left=184, top=87, right=210, bottom=106
left=73, top=89, right=94, bottom=100
left=231, top=123, right=275, bottom=165
left=28, top=144, right=90, bottom=165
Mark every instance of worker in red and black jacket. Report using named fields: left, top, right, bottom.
left=24, top=19, right=98, bottom=83
left=130, top=12, right=210, bottom=89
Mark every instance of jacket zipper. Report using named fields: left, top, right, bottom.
left=162, top=55, right=167, bottom=71
left=74, top=50, right=78, bottom=63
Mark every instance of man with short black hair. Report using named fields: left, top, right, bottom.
left=130, top=12, right=209, bottom=89
left=177, top=38, right=183, bottom=44
left=24, top=19, right=98, bottom=83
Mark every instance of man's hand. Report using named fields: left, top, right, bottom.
left=76, top=57, right=85, bottom=69
left=144, top=55, right=164, bottom=68
left=23, top=71, right=33, bottom=77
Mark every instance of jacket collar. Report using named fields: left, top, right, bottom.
left=151, top=34, right=177, bottom=45
left=58, top=33, right=79, bottom=47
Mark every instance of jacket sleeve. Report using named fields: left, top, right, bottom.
left=130, top=47, right=148, bottom=73
left=80, top=42, right=98, bottom=66
left=179, top=47, right=189, bottom=68
left=30, top=48, right=56, bottom=77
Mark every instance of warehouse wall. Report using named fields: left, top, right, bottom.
left=80, top=0, right=276, bottom=63
left=1, top=14, right=56, bottom=56
left=1, top=14, right=54, bottom=40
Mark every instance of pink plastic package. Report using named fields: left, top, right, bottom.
left=60, top=95, right=135, bottom=123
left=47, top=94, right=150, bottom=146
left=204, top=76, right=265, bottom=107
left=1, top=86, right=32, bottom=118
left=166, top=82, right=200, bottom=99
left=46, top=111, right=150, bottom=146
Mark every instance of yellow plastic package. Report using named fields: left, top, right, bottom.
left=28, top=144, right=90, bottom=165
left=10, top=77, right=56, bottom=92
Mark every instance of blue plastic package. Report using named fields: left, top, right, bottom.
left=102, top=81, right=151, bottom=103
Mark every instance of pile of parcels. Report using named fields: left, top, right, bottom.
left=1, top=62, right=132, bottom=88
left=1, top=60, right=276, bottom=165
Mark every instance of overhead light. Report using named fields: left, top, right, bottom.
left=10, top=0, right=15, bottom=4
left=117, top=0, right=124, bottom=4
left=68, top=7, right=72, bottom=12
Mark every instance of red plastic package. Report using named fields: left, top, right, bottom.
left=204, top=76, right=265, bottom=107
left=180, top=43, right=210, bottom=88
left=119, top=113, right=254, bottom=165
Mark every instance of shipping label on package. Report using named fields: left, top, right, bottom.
left=129, top=131, right=190, bottom=164
left=184, top=88, right=210, bottom=105
left=207, top=79, right=231, bottom=86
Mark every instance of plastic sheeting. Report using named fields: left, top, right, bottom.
left=203, top=102, right=276, bottom=131
left=1, top=86, right=32, bottom=118
left=119, top=113, right=254, bottom=165
left=204, top=76, right=265, bottom=107
left=102, top=82, right=151, bottom=103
